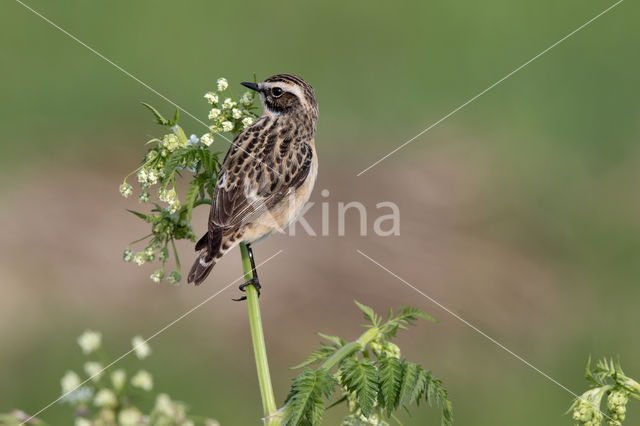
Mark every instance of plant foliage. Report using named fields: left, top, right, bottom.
left=284, top=301, right=452, bottom=425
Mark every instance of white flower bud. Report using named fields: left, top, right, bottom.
left=61, top=371, right=81, bottom=395
left=93, top=389, right=117, bottom=407
left=222, top=121, right=234, bottom=132
left=204, top=91, right=219, bottom=104
left=132, top=335, right=152, bottom=359
left=118, top=408, right=142, bottom=426
left=242, top=117, right=255, bottom=129
left=216, top=77, right=229, bottom=91
left=111, top=369, right=126, bottom=391
left=77, top=330, right=102, bottom=355
left=131, top=370, right=153, bottom=391
left=119, top=183, right=133, bottom=198
left=84, top=362, right=103, bottom=381
left=232, top=108, right=242, bottom=119
left=201, top=133, right=214, bottom=146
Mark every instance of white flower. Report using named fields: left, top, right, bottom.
left=132, top=335, right=151, bottom=359
left=204, top=91, right=219, bottom=104
left=84, top=362, right=103, bottom=381
left=75, top=418, right=92, bottom=426
left=134, top=252, right=145, bottom=266
left=216, top=77, right=229, bottom=91
left=139, top=191, right=150, bottom=203
left=147, top=169, right=158, bottom=185
left=131, top=370, right=153, bottom=391
left=208, top=108, right=221, bottom=120
left=242, top=117, right=255, bottom=129
left=119, top=183, right=133, bottom=198
left=200, top=133, right=214, bottom=146
left=232, top=108, right=242, bottom=119
left=222, top=121, right=234, bottom=132
left=118, top=408, right=142, bottom=426
left=77, top=330, right=102, bottom=355
left=155, top=393, right=173, bottom=416
left=188, top=134, right=199, bottom=145
left=150, top=269, right=163, bottom=283
left=61, top=371, right=81, bottom=394
left=221, top=98, right=236, bottom=109
left=168, top=200, right=181, bottom=214
left=240, top=91, right=253, bottom=106
left=137, top=169, right=148, bottom=183
left=111, top=369, right=126, bottom=391
left=93, top=388, right=117, bottom=407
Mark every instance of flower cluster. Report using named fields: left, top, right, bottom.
left=570, top=357, right=640, bottom=426
left=53, top=330, right=220, bottom=426
left=119, top=78, right=258, bottom=285
left=572, top=388, right=606, bottom=426
left=607, top=389, right=628, bottom=425
left=201, top=76, right=258, bottom=144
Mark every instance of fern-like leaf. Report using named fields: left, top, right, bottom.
left=398, top=361, right=419, bottom=407
left=339, top=357, right=379, bottom=417
left=291, top=345, right=338, bottom=370
left=141, top=102, right=170, bottom=126
left=185, top=181, right=199, bottom=221
left=426, top=376, right=453, bottom=426
left=378, top=356, right=404, bottom=417
left=284, top=368, right=335, bottom=426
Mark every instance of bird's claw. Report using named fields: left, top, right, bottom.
left=232, top=278, right=261, bottom=301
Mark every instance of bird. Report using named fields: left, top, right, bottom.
left=187, top=74, right=319, bottom=300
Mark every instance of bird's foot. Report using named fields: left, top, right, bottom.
left=232, top=278, right=261, bottom=302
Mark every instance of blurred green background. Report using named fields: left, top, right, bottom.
left=1, top=0, right=639, bottom=424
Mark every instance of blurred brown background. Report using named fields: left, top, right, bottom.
left=1, top=0, right=639, bottom=424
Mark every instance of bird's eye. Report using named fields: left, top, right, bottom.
left=271, top=87, right=284, bottom=97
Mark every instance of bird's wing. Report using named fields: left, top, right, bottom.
left=209, top=118, right=314, bottom=231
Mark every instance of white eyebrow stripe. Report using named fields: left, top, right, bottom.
left=262, top=82, right=308, bottom=108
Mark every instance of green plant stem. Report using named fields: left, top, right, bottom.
left=240, top=243, right=281, bottom=425
left=321, top=327, right=380, bottom=371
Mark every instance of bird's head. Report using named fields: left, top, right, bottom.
left=241, top=74, right=318, bottom=120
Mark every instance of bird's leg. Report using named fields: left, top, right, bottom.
left=233, top=243, right=262, bottom=302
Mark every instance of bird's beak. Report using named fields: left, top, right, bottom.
left=241, top=82, right=260, bottom=92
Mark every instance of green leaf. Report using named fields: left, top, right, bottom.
left=317, top=332, right=345, bottom=347
left=291, top=345, right=338, bottom=370
left=354, top=300, right=377, bottom=325
left=185, top=181, right=199, bottom=221
left=172, top=108, right=180, bottom=125
left=378, top=356, right=404, bottom=417
left=408, top=366, right=429, bottom=405
left=398, top=361, right=419, bottom=408
left=126, top=209, right=155, bottom=223
left=339, top=357, right=379, bottom=417
left=141, top=102, right=170, bottom=126
left=426, top=376, right=453, bottom=426
left=284, top=368, right=335, bottom=426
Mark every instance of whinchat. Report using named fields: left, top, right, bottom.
left=187, top=74, right=319, bottom=299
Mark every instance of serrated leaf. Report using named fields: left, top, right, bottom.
left=339, top=357, right=379, bottom=417
left=185, top=182, right=198, bottom=221
left=378, top=356, right=404, bottom=417
left=284, top=368, right=335, bottom=426
left=317, top=333, right=345, bottom=347
left=141, top=102, right=170, bottom=126
left=398, top=361, right=419, bottom=407
left=291, top=345, right=337, bottom=370
left=408, top=366, right=429, bottom=405
left=354, top=300, right=377, bottom=324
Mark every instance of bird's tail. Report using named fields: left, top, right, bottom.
left=187, top=227, right=239, bottom=285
